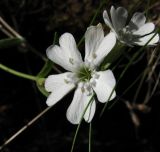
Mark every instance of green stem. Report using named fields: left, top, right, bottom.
left=70, top=121, right=81, bottom=152
left=89, top=123, right=92, bottom=152
left=70, top=95, right=94, bottom=152
left=77, top=0, right=109, bottom=47
left=145, top=0, right=150, bottom=20
left=0, top=63, right=37, bottom=81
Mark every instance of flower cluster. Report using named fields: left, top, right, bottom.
left=44, top=6, right=159, bottom=124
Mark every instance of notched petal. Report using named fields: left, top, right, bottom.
left=45, top=73, right=75, bottom=106
left=85, top=23, right=104, bottom=62
left=129, top=12, right=146, bottom=30
left=92, top=70, right=116, bottom=103
left=66, top=83, right=94, bottom=124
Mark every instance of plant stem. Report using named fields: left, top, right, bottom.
left=77, top=0, right=109, bottom=47
left=89, top=123, right=92, bottom=152
left=70, top=95, right=94, bottom=152
left=0, top=63, right=37, bottom=81
left=0, top=17, right=23, bottom=39
left=0, top=106, right=52, bottom=151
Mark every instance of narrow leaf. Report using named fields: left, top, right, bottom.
left=0, top=38, right=24, bottom=49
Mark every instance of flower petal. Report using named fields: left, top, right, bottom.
left=84, top=99, right=96, bottom=123
left=85, top=23, right=104, bottom=62
left=93, top=32, right=116, bottom=66
left=133, top=23, right=155, bottom=36
left=92, top=70, right=116, bottom=103
left=135, top=33, right=159, bottom=46
left=59, top=33, right=83, bottom=64
left=103, top=10, right=114, bottom=31
left=110, top=6, right=128, bottom=32
left=129, top=12, right=146, bottom=30
left=45, top=72, right=75, bottom=106
left=47, top=33, right=83, bottom=72
left=110, top=6, right=117, bottom=31
left=66, top=83, right=95, bottom=124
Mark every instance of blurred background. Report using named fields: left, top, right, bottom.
left=0, top=0, right=160, bottom=152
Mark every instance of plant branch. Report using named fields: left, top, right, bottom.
left=0, top=106, right=52, bottom=151
left=0, top=63, right=37, bottom=81
left=0, top=17, right=23, bottom=39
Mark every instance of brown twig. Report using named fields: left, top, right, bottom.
left=0, top=17, right=23, bottom=39
left=0, top=16, right=62, bottom=74
left=0, top=106, right=53, bottom=151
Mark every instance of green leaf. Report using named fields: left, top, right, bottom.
left=0, top=38, right=25, bottom=49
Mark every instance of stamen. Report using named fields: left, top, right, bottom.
left=64, top=79, right=69, bottom=84
left=92, top=53, right=97, bottom=59
left=84, top=83, right=91, bottom=91
left=92, top=71, right=100, bottom=79
left=90, top=78, right=96, bottom=87
left=69, top=58, right=74, bottom=65
left=65, top=73, right=78, bottom=84
left=118, top=26, right=133, bottom=43
left=81, top=87, right=85, bottom=93
left=93, top=73, right=100, bottom=79
left=84, top=82, right=92, bottom=96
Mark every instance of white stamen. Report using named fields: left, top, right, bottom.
left=69, top=58, right=74, bottom=65
left=78, top=82, right=85, bottom=93
left=78, top=82, right=84, bottom=88
left=64, top=79, right=69, bottom=84
left=92, top=53, right=97, bottom=59
left=92, top=72, right=100, bottom=79
left=90, top=78, right=96, bottom=87
left=85, top=60, right=96, bottom=70
left=64, top=73, right=78, bottom=84
left=81, top=87, right=85, bottom=93
left=118, top=26, right=134, bottom=43
left=84, top=82, right=92, bottom=96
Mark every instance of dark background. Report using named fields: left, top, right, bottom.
left=0, top=0, right=160, bottom=152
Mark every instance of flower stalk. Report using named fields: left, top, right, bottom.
left=0, top=63, right=37, bottom=81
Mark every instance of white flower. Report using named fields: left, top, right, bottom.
left=103, top=6, right=159, bottom=46
left=45, top=24, right=116, bottom=124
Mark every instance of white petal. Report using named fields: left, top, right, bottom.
left=66, top=83, right=95, bottom=124
left=92, top=70, right=116, bottom=103
left=46, top=45, right=67, bottom=70
left=135, top=33, right=159, bottom=46
left=45, top=72, right=75, bottom=106
left=85, top=23, right=104, bottom=61
left=133, top=23, right=155, bottom=36
left=47, top=33, right=83, bottom=72
left=110, top=6, right=117, bottom=30
left=59, top=33, right=83, bottom=64
left=110, top=6, right=128, bottom=32
left=129, top=12, right=146, bottom=30
left=103, top=10, right=115, bottom=32
left=93, top=32, right=116, bottom=66
left=115, top=7, right=128, bottom=29
left=84, top=100, right=96, bottom=123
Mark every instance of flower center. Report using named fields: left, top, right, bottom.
left=118, top=26, right=133, bottom=43
left=76, top=66, right=92, bottom=82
